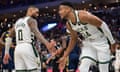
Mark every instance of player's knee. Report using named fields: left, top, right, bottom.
left=79, top=59, right=92, bottom=72
left=114, top=60, right=120, bottom=70
left=99, top=63, right=109, bottom=72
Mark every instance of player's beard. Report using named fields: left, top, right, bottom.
left=64, top=10, right=72, bottom=20
left=31, top=15, right=38, bottom=19
left=60, top=12, right=70, bottom=24
left=63, top=13, right=69, bottom=20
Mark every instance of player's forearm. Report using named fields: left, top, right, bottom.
left=36, top=32, right=56, bottom=53
left=63, top=34, right=77, bottom=57
left=32, top=29, right=53, bottom=52
left=5, top=37, right=12, bottom=54
left=37, top=32, right=49, bottom=47
left=62, top=37, right=67, bottom=49
left=100, top=22, right=115, bottom=44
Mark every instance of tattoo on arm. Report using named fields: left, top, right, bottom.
left=28, top=18, right=49, bottom=46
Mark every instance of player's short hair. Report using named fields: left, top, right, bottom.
left=28, top=6, right=38, bottom=9
left=60, top=1, right=74, bottom=9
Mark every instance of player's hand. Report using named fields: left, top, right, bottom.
left=46, top=54, right=55, bottom=64
left=46, top=57, right=51, bottom=64
left=47, top=40, right=56, bottom=52
left=46, top=50, right=59, bottom=64
left=111, top=43, right=116, bottom=54
left=57, top=56, right=67, bottom=70
left=42, top=62, right=47, bottom=68
left=3, top=53, right=10, bottom=64
left=47, top=48, right=64, bottom=64
left=56, top=48, right=64, bottom=55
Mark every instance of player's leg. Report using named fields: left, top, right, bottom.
left=79, top=58, right=93, bottom=72
left=15, top=45, right=27, bottom=71
left=79, top=43, right=97, bottom=72
left=21, top=43, right=40, bottom=72
left=97, top=44, right=111, bottom=72
left=8, top=48, right=15, bottom=72
left=68, top=54, right=79, bottom=72
left=114, top=61, right=120, bottom=72
left=114, top=49, right=120, bottom=72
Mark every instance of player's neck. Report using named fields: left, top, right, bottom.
left=26, top=12, right=32, bottom=17
left=26, top=14, right=31, bottom=17
left=66, top=11, right=76, bottom=23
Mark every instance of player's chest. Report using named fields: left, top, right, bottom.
left=71, top=24, right=89, bottom=33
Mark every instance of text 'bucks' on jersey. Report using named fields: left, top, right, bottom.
left=15, top=16, right=34, bottom=44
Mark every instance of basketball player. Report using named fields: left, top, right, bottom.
left=57, top=2, right=116, bottom=72
left=1, top=30, right=15, bottom=72
left=4, top=6, right=55, bottom=72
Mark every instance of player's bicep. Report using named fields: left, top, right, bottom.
left=28, top=18, right=48, bottom=45
left=28, top=18, right=40, bottom=37
left=79, top=11, right=102, bottom=27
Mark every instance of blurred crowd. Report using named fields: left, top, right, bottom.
left=0, top=0, right=59, bottom=10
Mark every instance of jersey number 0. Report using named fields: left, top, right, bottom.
left=18, top=29, right=23, bottom=41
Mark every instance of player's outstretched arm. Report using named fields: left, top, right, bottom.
left=3, top=27, right=15, bottom=64
left=57, top=22, right=77, bottom=70
left=63, top=22, right=77, bottom=57
left=79, top=10, right=116, bottom=52
left=28, top=18, right=55, bottom=53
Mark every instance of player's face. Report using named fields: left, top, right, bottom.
left=59, top=5, right=70, bottom=19
left=32, top=8, right=39, bottom=17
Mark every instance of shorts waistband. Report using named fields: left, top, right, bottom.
left=17, top=42, right=32, bottom=45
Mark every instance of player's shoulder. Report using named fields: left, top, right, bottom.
left=16, top=18, right=22, bottom=21
left=78, top=10, right=91, bottom=16
left=27, top=17, right=37, bottom=24
left=16, top=17, right=24, bottom=22
left=78, top=10, right=92, bottom=20
left=15, top=17, right=23, bottom=23
left=25, top=16, right=35, bottom=22
left=27, top=17, right=38, bottom=27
